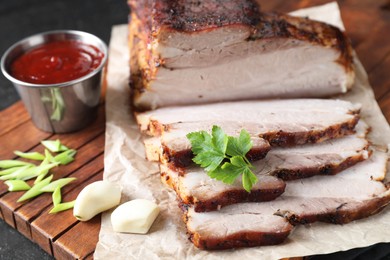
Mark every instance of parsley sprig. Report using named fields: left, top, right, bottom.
left=186, top=126, right=257, bottom=192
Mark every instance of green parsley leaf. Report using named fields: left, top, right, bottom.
left=242, top=168, right=258, bottom=193
left=193, top=151, right=225, bottom=172
left=210, top=163, right=241, bottom=184
left=187, top=126, right=257, bottom=192
left=211, top=125, right=228, bottom=155
left=187, top=126, right=228, bottom=172
left=226, top=129, right=252, bottom=157
left=186, top=131, right=212, bottom=154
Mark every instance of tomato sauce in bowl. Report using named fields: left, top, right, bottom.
left=1, top=30, right=107, bottom=133
left=10, top=40, right=104, bottom=84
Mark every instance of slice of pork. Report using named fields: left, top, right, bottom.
left=163, top=132, right=270, bottom=168
left=136, top=99, right=361, bottom=135
left=185, top=152, right=390, bottom=250
left=144, top=135, right=270, bottom=167
left=160, top=123, right=370, bottom=212
left=161, top=164, right=287, bottom=212
left=129, top=1, right=354, bottom=110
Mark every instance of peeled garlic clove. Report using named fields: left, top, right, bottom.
left=73, top=181, right=121, bottom=221
left=111, top=199, right=160, bottom=234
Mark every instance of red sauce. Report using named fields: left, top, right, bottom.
left=11, top=40, right=104, bottom=84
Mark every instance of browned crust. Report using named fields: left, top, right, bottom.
left=189, top=184, right=286, bottom=212
left=161, top=141, right=271, bottom=168
left=276, top=192, right=390, bottom=225
left=128, top=13, right=157, bottom=111
left=128, top=13, right=150, bottom=111
left=129, top=0, right=260, bottom=34
left=161, top=146, right=194, bottom=168
left=261, top=116, right=359, bottom=146
left=275, top=148, right=371, bottom=181
left=160, top=171, right=175, bottom=189
left=253, top=12, right=354, bottom=75
left=189, top=228, right=292, bottom=250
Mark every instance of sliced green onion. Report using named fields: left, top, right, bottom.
left=4, top=180, right=31, bottom=192
left=52, top=186, right=62, bottom=206
left=49, top=200, right=75, bottom=214
left=17, top=175, right=53, bottom=202
left=41, top=177, right=76, bottom=192
left=0, top=160, right=33, bottom=169
left=33, top=162, right=60, bottom=184
left=0, top=167, right=25, bottom=176
left=50, top=88, right=65, bottom=121
left=11, top=166, right=38, bottom=181
left=34, top=172, right=48, bottom=184
left=44, top=149, right=54, bottom=163
left=16, top=162, right=59, bottom=181
left=41, top=139, right=69, bottom=153
left=53, top=149, right=77, bottom=165
left=13, top=151, right=45, bottom=161
left=0, top=165, right=32, bottom=181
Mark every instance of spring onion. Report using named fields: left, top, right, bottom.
left=0, top=165, right=32, bottom=181
left=52, top=186, right=62, bottom=206
left=41, top=139, right=69, bottom=153
left=53, top=149, right=77, bottom=165
left=0, top=160, right=33, bottom=169
left=17, top=175, right=53, bottom=202
left=49, top=200, right=75, bottom=214
left=41, top=177, right=76, bottom=192
left=13, top=151, right=45, bottom=161
left=0, top=167, right=25, bottom=176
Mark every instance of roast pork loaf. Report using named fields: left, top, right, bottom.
left=184, top=152, right=390, bottom=250
left=128, top=0, right=355, bottom=110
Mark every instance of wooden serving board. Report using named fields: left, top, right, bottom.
left=0, top=101, right=105, bottom=259
left=0, top=0, right=389, bottom=259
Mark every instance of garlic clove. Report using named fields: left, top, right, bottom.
left=73, top=180, right=121, bottom=221
left=111, top=199, right=160, bottom=234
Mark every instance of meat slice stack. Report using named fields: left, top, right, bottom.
left=128, top=0, right=355, bottom=110
left=186, top=152, right=390, bottom=250
left=134, top=98, right=390, bottom=249
left=160, top=121, right=370, bottom=212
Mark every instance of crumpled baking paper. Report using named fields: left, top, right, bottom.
left=94, top=2, right=390, bottom=259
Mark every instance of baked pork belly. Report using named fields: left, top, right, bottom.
left=138, top=99, right=361, bottom=167
left=160, top=123, right=369, bottom=212
left=128, top=0, right=355, bottom=110
left=184, top=152, right=390, bottom=250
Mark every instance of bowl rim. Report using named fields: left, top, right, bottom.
left=0, top=29, right=108, bottom=88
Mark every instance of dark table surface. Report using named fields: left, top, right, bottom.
left=0, top=1, right=389, bottom=259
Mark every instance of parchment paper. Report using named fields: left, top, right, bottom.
left=94, top=3, right=390, bottom=259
